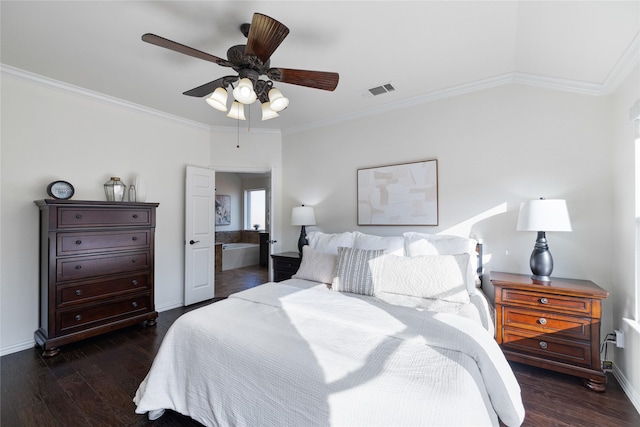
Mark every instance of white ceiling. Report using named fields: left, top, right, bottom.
left=2, top=1, right=638, bottom=133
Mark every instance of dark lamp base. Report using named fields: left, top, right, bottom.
left=531, top=274, right=551, bottom=282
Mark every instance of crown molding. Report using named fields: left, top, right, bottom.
left=1, top=64, right=281, bottom=135
left=1, top=64, right=212, bottom=131
left=603, top=32, right=640, bottom=95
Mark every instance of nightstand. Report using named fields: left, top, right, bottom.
left=271, top=252, right=301, bottom=282
left=491, top=271, right=609, bottom=391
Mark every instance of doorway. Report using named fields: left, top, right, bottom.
left=214, top=168, right=276, bottom=292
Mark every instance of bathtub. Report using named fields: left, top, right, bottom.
left=221, top=243, right=260, bottom=271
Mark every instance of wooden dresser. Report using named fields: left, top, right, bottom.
left=34, top=200, right=159, bottom=357
left=491, top=271, right=609, bottom=391
left=271, top=251, right=301, bottom=282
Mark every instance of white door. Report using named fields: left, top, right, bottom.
left=184, top=165, right=215, bottom=305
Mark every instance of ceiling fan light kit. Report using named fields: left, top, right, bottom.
left=142, top=12, right=339, bottom=122
left=205, top=87, right=229, bottom=112
left=227, top=101, right=246, bottom=120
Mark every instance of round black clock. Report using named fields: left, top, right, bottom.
left=46, top=180, right=75, bottom=200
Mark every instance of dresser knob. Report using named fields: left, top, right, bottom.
left=540, top=297, right=548, bottom=304
left=75, top=240, right=82, bottom=245
left=75, top=265, right=82, bottom=270
left=131, top=259, right=137, bottom=263
left=75, top=315, right=82, bottom=321
left=75, top=290, right=82, bottom=296
left=132, top=236, right=138, bottom=241
left=132, top=302, right=138, bottom=308
left=539, top=341, right=548, bottom=349
left=132, top=214, right=138, bottom=219
left=75, top=214, right=83, bottom=219
left=131, top=280, right=138, bottom=286
left=539, top=317, right=547, bottom=325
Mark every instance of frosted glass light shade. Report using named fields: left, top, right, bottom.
left=205, top=87, right=228, bottom=111
left=517, top=199, right=572, bottom=232
left=268, top=88, right=289, bottom=112
left=291, top=206, right=316, bottom=226
left=261, top=102, right=279, bottom=120
left=232, top=78, right=257, bottom=104
left=227, top=101, right=246, bottom=120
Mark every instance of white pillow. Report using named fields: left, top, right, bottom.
left=332, top=247, right=385, bottom=296
left=403, top=232, right=478, bottom=294
left=307, top=231, right=355, bottom=255
left=353, top=232, right=405, bottom=256
left=292, top=245, right=337, bottom=285
left=373, top=253, right=471, bottom=304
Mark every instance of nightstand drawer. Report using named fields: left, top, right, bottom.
left=273, top=258, right=299, bottom=272
left=502, top=328, right=592, bottom=367
left=502, top=306, right=591, bottom=340
left=500, top=288, right=592, bottom=316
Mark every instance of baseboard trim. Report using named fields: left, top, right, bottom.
left=0, top=340, right=36, bottom=357
left=613, top=363, right=640, bottom=415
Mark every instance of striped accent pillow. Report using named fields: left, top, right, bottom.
left=332, top=247, right=385, bottom=296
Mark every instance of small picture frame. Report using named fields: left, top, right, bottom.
left=357, top=159, right=438, bottom=226
left=215, top=195, right=231, bottom=225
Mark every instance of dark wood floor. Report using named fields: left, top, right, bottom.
left=2, top=264, right=639, bottom=427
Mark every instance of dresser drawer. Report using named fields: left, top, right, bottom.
left=502, top=328, right=592, bottom=367
left=502, top=306, right=591, bottom=340
left=500, top=288, right=593, bottom=316
left=57, top=251, right=150, bottom=281
left=57, top=273, right=150, bottom=307
left=57, top=230, right=151, bottom=256
left=57, top=294, right=151, bottom=333
left=57, top=207, right=152, bottom=228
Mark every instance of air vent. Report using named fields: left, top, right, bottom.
left=362, top=82, right=396, bottom=98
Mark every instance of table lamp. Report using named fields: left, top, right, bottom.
left=516, top=198, right=572, bottom=281
left=291, top=205, right=316, bottom=255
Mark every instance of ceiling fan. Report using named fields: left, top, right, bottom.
left=142, top=13, right=339, bottom=120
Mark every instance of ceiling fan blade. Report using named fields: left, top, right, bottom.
left=245, top=13, right=289, bottom=64
left=142, top=33, right=232, bottom=67
left=182, top=77, right=228, bottom=97
left=268, top=68, right=339, bottom=91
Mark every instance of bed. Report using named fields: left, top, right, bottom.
left=134, top=232, right=525, bottom=426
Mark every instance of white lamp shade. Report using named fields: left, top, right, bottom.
left=205, top=87, right=228, bottom=111
left=233, top=78, right=257, bottom=104
left=291, top=206, right=316, bottom=226
left=268, top=88, right=289, bottom=112
left=517, top=199, right=572, bottom=232
left=226, top=101, right=246, bottom=120
left=261, top=102, right=279, bottom=120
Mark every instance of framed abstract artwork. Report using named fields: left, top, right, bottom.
left=215, top=195, right=231, bottom=225
left=357, top=159, right=438, bottom=226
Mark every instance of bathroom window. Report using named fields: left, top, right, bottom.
left=245, top=189, right=266, bottom=231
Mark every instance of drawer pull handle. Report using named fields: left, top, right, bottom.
left=132, top=302, right=138, bottom=308
left=75, top=214, right=83, bottom=220
left=131, top=280, right=138, bottom=286
left=539, top=341, right=548, bottom=349
left=539, top=317, right=547, bottom=325
left=132, top=236, right=138, bottom=241
left=75, top=290, right=82, bottom=296
left=75, top=240, right=82, bottom=245
left=75, top=265, right=82, bottom=270
left=540, top=297, right=548, bottom=304
left=131, top=259, right=137, bottom=263
left=133, top=214, right=139, bottom=219
left=75, top=315, right=82, bottom=321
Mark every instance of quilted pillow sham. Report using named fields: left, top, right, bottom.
left=373, top=253, right=471, bottom=304
left=292, top=245, right=338, bottom=285
left=307, top=231, right=355, bottom=255
left=332, top=247, right=385, bottom=296
left=403, top=232, right=478, bottom=294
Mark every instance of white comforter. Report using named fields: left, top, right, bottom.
left=134, top=281, right=525, bottom=426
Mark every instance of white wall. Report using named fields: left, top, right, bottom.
left=611, top=64, right=640, bottom=410
left=282, top=82, right=614, bottom=332
left=0, top=73, right=211, bottom=354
